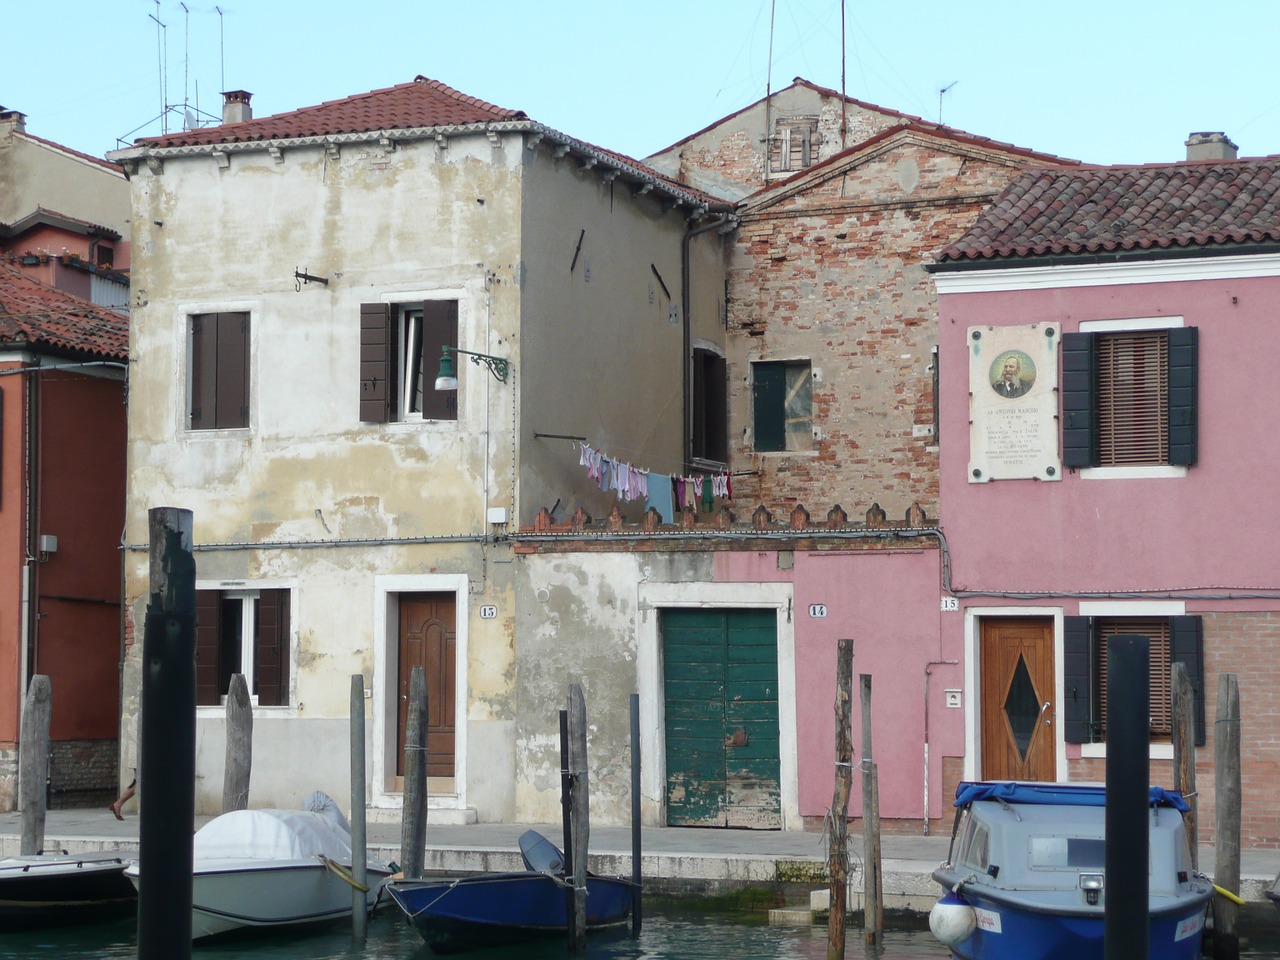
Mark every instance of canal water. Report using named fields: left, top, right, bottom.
left=4, top=905, right=1280, bottom=959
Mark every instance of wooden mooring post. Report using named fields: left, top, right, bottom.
left=350, top=674, right=368, bottom=940
left=400, top=665, right=428, bottom=879
left=567, top=683, right=590, bottom=952
left=1171, top=662, right=1198, bottom=870
left=629, top=692, right=642, bottom=939
left=559, top=709, right=576, bottom=949
left=137, top=506, right=196, bottom=959
left=826, top=640, right=854, bottom=960
left=1104, top=634, right=1149, bottom=960
left=1212, top=674, right=1241, bottom=960
left=859, top=673, right=882, bottom=945
left=222, top=673, right=252, bottom=813
left=18, top=675, right=51, bottom=855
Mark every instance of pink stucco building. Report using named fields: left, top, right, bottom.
left=930, top=135, right=1280, bottom=846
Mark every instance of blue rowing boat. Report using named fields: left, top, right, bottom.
left=385, top=831, right=632, bottom=954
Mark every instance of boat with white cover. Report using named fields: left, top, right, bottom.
left=125, top=791, right=391, bottom=940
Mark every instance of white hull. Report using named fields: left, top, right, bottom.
left=127, top=858, right=390, bottom=940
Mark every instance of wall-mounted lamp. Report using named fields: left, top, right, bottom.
left=434, top=345, right=510, bottom=390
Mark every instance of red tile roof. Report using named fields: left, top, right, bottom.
left=137, top=76, right=528, bottom=148
left=0, top=262, right=128, bottom=360
left=936, top=157, right=1280, bottom=264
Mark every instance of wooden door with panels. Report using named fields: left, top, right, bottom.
left=396, top=593, right=457, bottom=794
left=980, top=617, right=1056, bottom=782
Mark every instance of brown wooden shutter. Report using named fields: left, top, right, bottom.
left=419, top=301, right=458, bottom=421
left=1097, top=331, right=1168, bottom=465
left=253, top=589, right=290, bottom=707
left=190, top=315, right=216, bottom=429
left=360, top=303, right=394, bottom=422
left=1096, top=618, right=1172, bottom=737
left=218, top=313, right=250, bottom=428
left=195, top=590, right=223, bottom=706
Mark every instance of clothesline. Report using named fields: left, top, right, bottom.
left=578, top=441, right=733, bottom=522
left=532, top=432, right=755, bottom=478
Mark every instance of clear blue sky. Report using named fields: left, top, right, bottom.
left=7, top=1, right=1279, bottom=167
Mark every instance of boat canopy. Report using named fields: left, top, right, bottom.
left=953, top=781, right=1189, bottom=813
left=193, top=807, right=354, bottom=862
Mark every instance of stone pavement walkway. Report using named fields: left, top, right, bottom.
left=1, top=807, right=1274, bottom=910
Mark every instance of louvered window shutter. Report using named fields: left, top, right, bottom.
left=253, top=589, right=290, bottom=707
left=1060, top=333, right=1097, bottom=468
left=1167, top=327, right=1198, bottom=466
left=1062, top=616, right=1094, bottom=743
left=194, top=590, right=223, bottom=706
left=1097, top=332, right=1168, bottom=465
left=418, top=301, right=458, bottom=421
left=360, top=303, right=394, bottom=422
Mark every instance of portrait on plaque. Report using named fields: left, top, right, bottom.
left=990, top=350, right=1036, bottom=399
left=968, top=324, right=1061, bottom=483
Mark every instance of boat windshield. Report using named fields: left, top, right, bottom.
left=1028, top=836, right=1105, bottom=869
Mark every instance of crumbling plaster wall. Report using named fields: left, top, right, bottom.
left=121, top=132, right=526, bottom=814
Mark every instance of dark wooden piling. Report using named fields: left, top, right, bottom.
left=1104, top=634, right=1149, bottom=960
left=859, top=672, right=882, bottom=944
left=1212, top=674, right=1241, bottom=960
left=629, top=692, right=642, bottom=938
left=1171, top=661, right=1198, bottom=870
left=559, top=709, right=576, bottom=950
left=18, top=674, right=51, bottom=855
left=567, top=684, right=589, bottom=952
left=350, top=674, right=368, bottom=940
left=222, top=673, right=252, bottom=812
left=400, top=665, right=428, bottom=879
left=827, top=639, right=854, bottom=960
left=137, top=506, right=196, bottom=959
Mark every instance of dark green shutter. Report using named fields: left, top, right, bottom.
left=360, top=303, right=394, bottom=422
left=1170, top=615, right=1205, bottom=746
left=753, top=362, right=785, bottom=452
left=1061, top=333, right=1097, bottom=468
left=1167, top=327, right=1198, bottom=467
left=1063, top=616, right=1094, bottom=743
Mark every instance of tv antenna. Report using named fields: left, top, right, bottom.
left=149, top=1, right=168, bottom=134
left=938, top=81, right=958, bottom=125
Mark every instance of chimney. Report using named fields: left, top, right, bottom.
left=221, top=90, right=253, bottom=125
left=0, top=107, right=27, bottom=134
left=1185, top=132, right=1237, bottom=162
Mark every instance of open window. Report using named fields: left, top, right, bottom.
left=1062, top=326, right=1197, bottom=468
left=360, top=300, right=458, bottom=422
left=691, top=347, right=727, bottom=464
left=195, top=588, right=291, bottom=707
left=752, top=359, right=813, bottom=452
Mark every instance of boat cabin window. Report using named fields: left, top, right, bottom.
left=1028, top=836, right=1105, bottom=869
left=957, top=820, right=991, bottom=873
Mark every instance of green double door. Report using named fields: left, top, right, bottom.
left=662, top=609, right=781, bottom=828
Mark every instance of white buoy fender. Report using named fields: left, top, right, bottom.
left=929, top=890, right=977, bottom=947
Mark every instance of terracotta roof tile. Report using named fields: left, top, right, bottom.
left=0, top=263, right=128, bottom=360
left=936, top=156, right=1280, bottom=263
left=137, top=76, right=528, bottom=148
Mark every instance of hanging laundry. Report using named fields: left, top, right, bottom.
left=646, top=472, right=674, bottom=522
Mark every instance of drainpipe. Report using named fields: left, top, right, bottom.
left=923, top=659, right=958, bottom=835
left=680, top=211, right=733, bottom=469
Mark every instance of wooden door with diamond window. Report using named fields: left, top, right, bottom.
left=980, top=617, right=1055, bottom=781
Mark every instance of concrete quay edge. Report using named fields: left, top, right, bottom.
left=0, top=809, right=1274, bottom=917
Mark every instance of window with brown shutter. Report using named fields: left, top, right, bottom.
left=190, top=312, right=250, bottom=430
left=194, top=588, right=291, bottom=707
left=360, top=300, right=458, bottom=423
left=769, top=118, right=820, bottom=173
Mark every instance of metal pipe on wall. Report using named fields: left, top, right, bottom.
left=923, top=659, right=958, bottom=835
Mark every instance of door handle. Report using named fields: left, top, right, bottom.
left=1041, top=700, right=1052, bottom=726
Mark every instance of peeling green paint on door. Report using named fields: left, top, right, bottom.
left=663, top=609, right=780, bottom=828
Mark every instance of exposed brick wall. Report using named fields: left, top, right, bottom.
left=1068, top=611, right=1280, bottom=849
left=726, top=138, right=1046, bottom=519
left=48, top=738, right=118, bottom=807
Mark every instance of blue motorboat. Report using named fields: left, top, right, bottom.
left=929, top=781, right=1213, bottom=960
left=385, top=831, right=632, bottom=954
